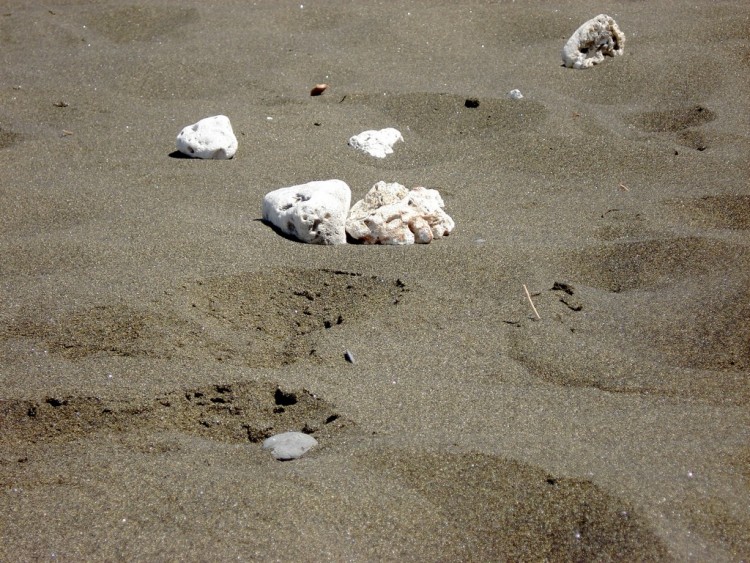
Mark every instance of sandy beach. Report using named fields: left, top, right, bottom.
left=1, top=1, right=748, bottom=560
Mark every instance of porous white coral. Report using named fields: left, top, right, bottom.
left=348, top=128, right=403, bottom=158
left=176, top=115, right=238, bottom=159
left=346, top=181, right=454, bottom=245
left=263, top=180, right=351, bottom=245
left=562, top=14, right=625, bottom=69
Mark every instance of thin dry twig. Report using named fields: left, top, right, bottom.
left=618, top=183, right=630, bottom=192
left=523, top=284, right=541, bottom=320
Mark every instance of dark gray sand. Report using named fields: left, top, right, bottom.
left=1, top=1, right=749, bottom=560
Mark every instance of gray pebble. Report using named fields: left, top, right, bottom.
left=262, top=432, right=318, bottom=461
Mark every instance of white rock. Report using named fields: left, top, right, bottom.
left=346, top=181, right=455, bottom=245
left=348, top=128, right=403, bottom=158
left=263, top=179, right=351, bottom=245
left=263, top=432, right=318, bottom=461
left=176, top=115, right=238, bottom=159
left=508, top=89, right=524, bottom=100
left=562, top=14, right=625, bottom=69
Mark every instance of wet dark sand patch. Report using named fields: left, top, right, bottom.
left=3, top=303, right=195, bottom=361
left=0, top=380, right=348, bottom=446
left=364, top=450, right=670, bottom=561
left=682, top=496, right=750, bottom=560
left=594, top=209, right=654, bottom=241
left=185, top=268, right=409, bottom=366
left=83, top=6, right=199, bottom=43
left=508, top=317, right=749, bottom=403
left=0, top=126, right=22, bottom=149
left=677, top=129, right=709, bottom=151
left=628, top=105, right=716, bottom=133
left=1, top=269, right=410, bottom=368
left=635, top=283, right=750, bottom=372
left=667, top=194, right=750, bottom=230
left=563, top=236, right=741, bottom=293
left=506, top=276, right=749, bottom=402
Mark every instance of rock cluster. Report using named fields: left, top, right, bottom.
left=173, top=117, right=455, bottom=245
left=346, top=181, right=455, bottom=245
left=176, top=115, right=238, bottom=159
left=262, top=180, right=454, bottom=245
left=562, top=14, right=625, bottom=69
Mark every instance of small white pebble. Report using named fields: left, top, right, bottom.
left=508, top=89, right=524, bottom=100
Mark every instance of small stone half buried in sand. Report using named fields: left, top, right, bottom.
left=310, top=83, right=328, bottom=96
left=348, top=128, right=403, bottom=158
left=263, top=432, right=318, bottom=461
left=562, top=14, right=625, bottom=69
left=346, top=181, right=455, bottom=245
left=176, top=115, right=238, bottom=159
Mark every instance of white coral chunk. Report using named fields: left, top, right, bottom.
left=176, top=115, right=238, bottom=159
left=263, top=179, right=351, bottom=245
left=346, top=181, right=455, bottom=245
left=348, top=128, right=403, bottom=158
left=562, top=14, right=625, bottom=69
